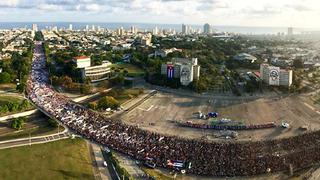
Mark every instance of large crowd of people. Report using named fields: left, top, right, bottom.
left=26, top=42, right=320, bottom=177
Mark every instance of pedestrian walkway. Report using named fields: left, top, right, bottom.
left=90, top=142, right=112, bottom=180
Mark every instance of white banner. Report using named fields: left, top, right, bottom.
left=269, top=66, right=280, bottom=86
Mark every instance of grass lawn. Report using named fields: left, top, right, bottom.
left=0, top=95, right=23, bottom=106
left=142, top=168, right=174, bottom=180
left=0, top=83, right=17, bottom=92
left=0, top=138, right=94, bottom=180
left=0, top=125, right=62, bottom=142
left=110, top=64, right=145, bottom=77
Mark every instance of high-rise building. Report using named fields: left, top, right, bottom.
left=116, top=27, right=125, bottom=36
left=92, top=25, right=95, bottom=31
left=131, top=26, right=137, bottom=34
left=32, top=24, right=38, bottom=31
left=203, top=23, right=212, bottom=34
left=288, top=27, right=293, bottom=36
left=182, top=24, right=188, bottom=35
left=85, top=25, right=89, bottom=31
left=152, top=26, right=159, bottom=35
left=69, top=24, right=73, bottom=31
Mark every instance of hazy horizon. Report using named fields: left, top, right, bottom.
left=1, top=0, right=320, bottom=28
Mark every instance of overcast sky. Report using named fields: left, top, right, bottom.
left=0, top=0, right=319, bottom=27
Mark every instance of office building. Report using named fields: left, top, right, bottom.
left=161, top=58, right=200, bottom=86
left=260, top=64, right=292, bottom=87
left=69, top=24, right=73, bottom=31
left=131, top=26, right=137, bottom=34
left=203, top=23, right=212, bottom=34
left=182, top=24, right=189, bottom=35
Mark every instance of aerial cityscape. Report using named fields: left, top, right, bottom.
left=1, top=0, right=320, bottom=180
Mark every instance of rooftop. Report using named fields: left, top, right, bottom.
left=73, top=56, right=90, bottom=60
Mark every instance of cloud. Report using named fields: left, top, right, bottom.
left=0, top=0, right=320, bottom=27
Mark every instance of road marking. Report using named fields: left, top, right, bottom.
left=304, top=102, right=315, bottom=111
left=138, top=105, right=154, bottom=112
left=304, top=102, right=320, bottom=114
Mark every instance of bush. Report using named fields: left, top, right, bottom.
left=19, top=99, right=30, bottom=110
left=11, top=117, right=25, bottom=130
left=0, top=105, right=9, bottom=114
left=88, top=102, right=97, bottom=110
left=0, top=72, right=11, bottom=83
left=97, top=96, right=120, bottom=110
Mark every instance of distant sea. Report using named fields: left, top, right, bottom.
left=0, top=22, right=320, bottom=35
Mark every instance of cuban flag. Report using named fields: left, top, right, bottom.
left=167, top=65, right=174, bottom=79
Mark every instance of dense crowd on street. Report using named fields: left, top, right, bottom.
left=26, top=41, right=320, bottom=177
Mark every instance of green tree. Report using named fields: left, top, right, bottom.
left=293, top=59, right=303, bottom=69
left=11, top=117, right=25, bottom=130
left=88, top=102, right=98, bottom=110
left=19, top=99, right=30, bottom=110
left=0, top=72, right=11, bottom=83
left=97, top=96, right=120, bottom=110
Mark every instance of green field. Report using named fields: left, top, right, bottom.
left=142, top=168, right=174, bottom=180
left=110, top=64, right=145, bottom=77
left=0, top=124, right=62, bottom=142
left=0, top=83, right=16, bottom=92
left=0, top=95, right=22, bottom=106
left=0, top=138, right=94, bottom=180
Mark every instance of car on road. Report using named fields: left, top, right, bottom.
left=103, top=161, right=108, bottom=167
left=103, top=146, right=111, bottom=153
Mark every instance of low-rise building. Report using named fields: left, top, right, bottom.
left=234, top=53, right=257, bottom=63
left=73, top=56, right=91, bottom=68
left=81, top=61, right=112, bottom=82
left=161, top=58, right=200, bottom=86
left=260, top=64, right=292, bottom=87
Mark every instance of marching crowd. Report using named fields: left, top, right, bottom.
left=26, top=42, right=320, bottom=177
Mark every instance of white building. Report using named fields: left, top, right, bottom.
left=81, top=61, right=112, bottom=82
left=260, top=64, right=292, bottom=87
left=32, top=24, right=38, bottom=31
left=73, top=56, right=91, bottom=68
left=69, top=24, right=73, bottom=31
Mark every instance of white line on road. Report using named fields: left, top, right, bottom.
left=138, top=105, right=154, bottom=112
left=304, top=102, right=320, bottom=115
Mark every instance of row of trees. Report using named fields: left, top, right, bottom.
left=0, top=99, right=31, bottom=115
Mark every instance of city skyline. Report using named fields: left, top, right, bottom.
left=0, top=0, right=320, bottom=28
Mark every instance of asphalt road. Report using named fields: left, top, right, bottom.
left=0, top=131, right=70, bottom=150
